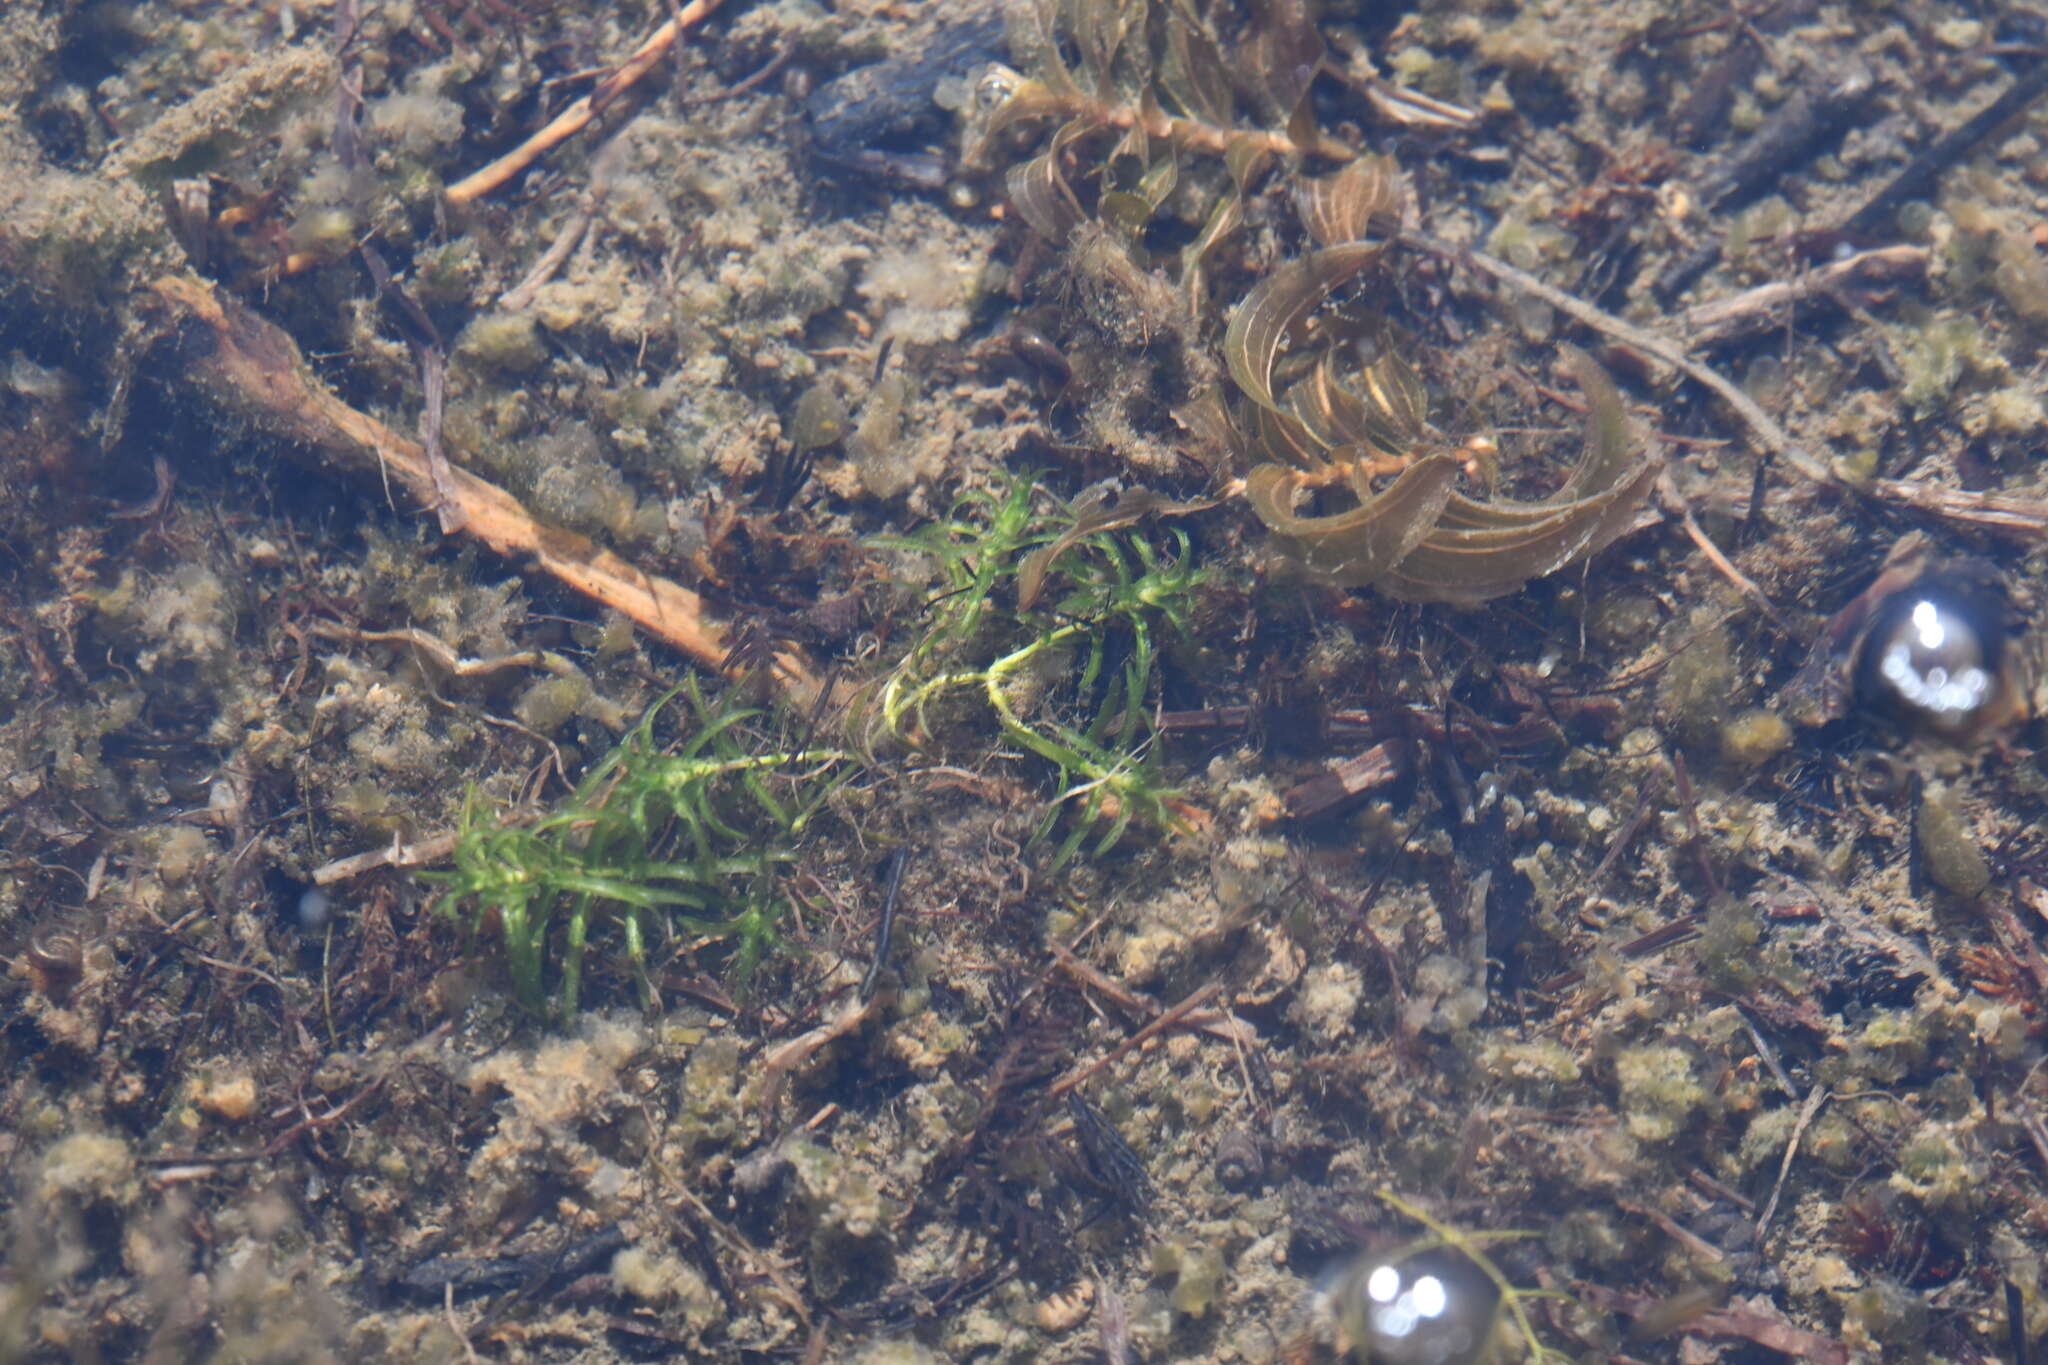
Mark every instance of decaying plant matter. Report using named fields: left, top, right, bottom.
left=147, top=276, right=832, bottom=709
left=976, top=9, right=1658, bottom=601
left=1218, top=159, right=1658, bottom=602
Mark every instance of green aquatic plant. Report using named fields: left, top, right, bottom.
left=431, top=680, right=849, bottom=1018
left=872, top=474, right=1207, bottom=867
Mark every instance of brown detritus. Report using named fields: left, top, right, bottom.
left=1652, top=54, right=1880, bottom=300
left=1279, top=740, right=1410, bottom=821
left=1838, top=47, right=2048, bottom=240
left=1833, top=1185, right=1962, bottom=1289
left=1577, top=1282, right=1850, bottom=1364
left=1409, top=232, right=1824, bottom=478
left=1659, top=0, right=1817, bottom=150
left=13, top=0, right=2048, bottom=1356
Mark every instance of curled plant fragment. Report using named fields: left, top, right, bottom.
left=1016, top=485, right=1219, bottom=609
left=1246, top=454, right=1462, bottom=587
left=1294, top=154, right=1408, bottom=247
left=1222, top=241, right=1391, bottom=455
left=1373, top=352, right=1658, bottom=604
left=1226, top=237, right=1655, bottom=601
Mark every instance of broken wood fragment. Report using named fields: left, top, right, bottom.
left=147, top=273, right=830, bottom=710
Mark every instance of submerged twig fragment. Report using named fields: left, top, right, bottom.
left=757, top=995, right=879, bottom=1115
left=1393, top=229, right=1834, bottom=486
left=1839, top=49, right=2048, bottom=239
left=1679, top=244, right=1928, bottom=347
left=445, top=0, right=724, bottom=204
left=147, top=275, right=831, bottom=708
left=1279, top=740, right=1411, bottom=820
left=1868, top=479, right=2048, bottom=539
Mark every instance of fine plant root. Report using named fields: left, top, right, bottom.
left=147, top=274, right=832, bottom=709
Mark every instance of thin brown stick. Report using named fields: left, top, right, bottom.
left=500, top=209, right=592, bottom=310
left=756, top=996, right=878, bottom=1114
left=1679, top=244, right=1927, bottom=346
left=148, top=275, right=831, bottom=711
left=1657, top=468, right=1785, bottom=627
left=1395, top=230, right=1835, bottom=485
left=311, top=832, right=463, bottom=885
left=1869, top=478, right=2048, bottom=539
left=444, top=1285, right=483, bottom=1365
left=1049, top=983, right=1222, bottom=1098
left=445, top=0, right=724, bottom=205
left=1755, top=1084, right=1828, bottom=1237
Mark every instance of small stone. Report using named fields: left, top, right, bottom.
left=1034, top=1279, right=1095, bottom=1333
left=1916, top=782, right=1990, bottom=899
left=1719, top=709, right=1791, bottom=767
left=197, top=1073, right=258, bottom=1123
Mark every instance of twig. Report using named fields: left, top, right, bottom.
left=445, top=0, right=724, bottom=204
left=756, top=995, right=877, bottom=1114
left=1279, top=740, right=1411, bottom=820
left=1657, top=468, right=1784, bottom=626
left=312, top=831, right=462, bottom=885
left=1839, top=52, right=2048, bottom=238
left=1670, top=752, right=1722, bottom=898
left=1678, top=244, right=1928, bottom=347
left=1755, top=1084, right=1828, bottom=1237
left=1575, top=782, right=1657, bottom=899
left=1734, top=1004, right=1798, bottom=1100
left=2010, top=1095, right=2048, bottom=1175
left=334, top=0, right=464, bottom=531
left=499, top=209, right=592, bottom=310
left=147, top=275, right=832, bottom=711
left=1869, top=478, right=2048, bottom=539
left=1395, top=230, right=1834, bottom=485
left=1049, top=983, right=1222, bottom=1098
left=305, top=619, right=543, bottom=677
left=444, top=1285, right=483, bottom=1365
left=682, top=43, right=791, bottom=107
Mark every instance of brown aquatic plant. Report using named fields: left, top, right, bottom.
left=968, top=0, right=1359, bottom=310
left=1224, top=209, right=1657, bottom=603
left=974, top=29, right=1654, bottom=604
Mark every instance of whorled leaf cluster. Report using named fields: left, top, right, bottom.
left=968, top=0, right=1349, bottom=312
left=972, top=3, right=1658, bottom=602
left=867, top=474, right=1206, bottom=867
